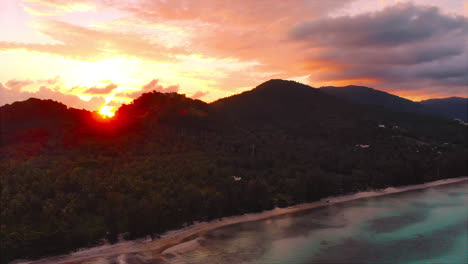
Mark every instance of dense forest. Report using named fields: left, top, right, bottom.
left=320, top=85, right=468, bottom=121
left=1, top=79, right=467, bottom=263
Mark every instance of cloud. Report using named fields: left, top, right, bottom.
left=23, top=0, right=97, bottom=15
left=0, top=82, right=105, bottom=110
left=142, top=79, right=179, bottom=93
left=191, top=91, right=209, bottom=99
left=117, top=79, right=180, bottom=99
left=289, top=3, right=468, bottom=94
left=84, top=83, right=118, bottom=95
left=0, top=19, right=187, bottom=61
left=92, top=0, right=354, bottom=89
left=291, top=4, right=467, bottom=47
left=5, top=79, right=34, bottom=92
left=109, top=0, right=352, bottom=25
left=105, top=99, right=125, bottom=107
left=4, top=76, right=63, bottom=92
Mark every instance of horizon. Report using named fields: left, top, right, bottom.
left=2, top=79, right=467, bottom=114
left=1, top=0, right=467, bottom=112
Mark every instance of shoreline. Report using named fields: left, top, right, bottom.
left=17, top=176, right=468, bottom=264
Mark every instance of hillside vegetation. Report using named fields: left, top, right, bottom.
left=320, top=85, right=467, bottom=121
left=1, top=80, right=466, bottom=263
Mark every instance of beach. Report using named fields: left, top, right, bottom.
left=16, top=176, right=468, bottom=264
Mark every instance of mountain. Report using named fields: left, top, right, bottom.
left=420, top=97, right=468, bottom=121
left=215, top=80, right=464, bottom=141
left=1, top=80, right=467, bottom=263
left=319, top=85, right=468, bottom=121
left=213, top=80, right=360, bottom=132
left=0, top=98, right=93, bottom=152
left=319, top=85, right=427, bottom=114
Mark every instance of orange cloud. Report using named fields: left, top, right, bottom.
left=142, top=79, right=178, bottom=93
left=316, top=78, right=382, bottom=87
left=112, top=0, right=351, bottom=26
left=103, top=0, right=353, bottom=78
left=4, top=76, right=62, bottom=92
left=0, top=82, right=105, bottom=110
left=388, top=89, right=468, bottom=102
left=0, top=19, right=187, bottom=61
left=191, top=91, right=209, bottom=99
left=24, top=0, right=96, bottom=13
left=5, top=79, right=34, bottom=92
left=84, top=83, right=118, bottom=95
left=117, top=79, right=180, bottom=99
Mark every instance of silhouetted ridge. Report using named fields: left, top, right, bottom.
left=420, top=97, right=468, bottom=121
left=114, top=91, right=227, bottom=133
left=213, top=79, right=357, bottom=131
left=0, top=98, right=95, bottom=148
left=253, top=79, right=317, bottom=92
left=319, top=86, right=468, bottom=121
left=1, top=98, right=68, bottom=121
left=116, top=91, right=209, bottom=121
left=213, top=79, right=465, bottom=142
left=320, top=85, right=426, bottom=114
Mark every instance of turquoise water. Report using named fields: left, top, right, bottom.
left=168, top=182, right=468, bottom=264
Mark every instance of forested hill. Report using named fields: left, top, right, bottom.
left=1, top=80, right=467, bottom=263
left=319, top=85, right=468, bottom=121
left=214, top=80, right=465, bottom=142
left=1, top=98, right=99, bottom=151
left=213, top=79, right=357, bottom=130
left=319, top=85, right=426, bottom=114
left=420, top=97, right=468, bottom=121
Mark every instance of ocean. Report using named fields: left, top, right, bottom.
left=167, top=182, right=468, bottom=264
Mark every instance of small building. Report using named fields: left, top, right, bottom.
left=454, top=119, right=468, bottom=125
left=232, top=176, right=242, bottom=181
left=356, top=144, right=370, bottom=149
left=378, top=124, right=386, bottom=128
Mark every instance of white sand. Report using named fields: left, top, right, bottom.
left=16, top=176, right=468, bottom=264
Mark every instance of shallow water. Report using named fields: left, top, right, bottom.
left=166, top=182, right=468, bottom=264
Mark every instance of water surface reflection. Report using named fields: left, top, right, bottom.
left=168, top=182, right=468, bottom=264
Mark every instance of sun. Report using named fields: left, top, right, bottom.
left=99, top=106, right=115, bottom=118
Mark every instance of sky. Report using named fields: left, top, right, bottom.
left=0, top=0, right=467, bottom=111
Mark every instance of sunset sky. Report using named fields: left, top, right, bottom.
left=1, top=0, right=467, bottom=111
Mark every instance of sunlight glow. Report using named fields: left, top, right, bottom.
left=69, top=56, right=140, bottom=87
left=99, top=105, right=115, bottom=118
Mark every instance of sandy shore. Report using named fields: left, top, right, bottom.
left=16, top=176, right=468, bottom=264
